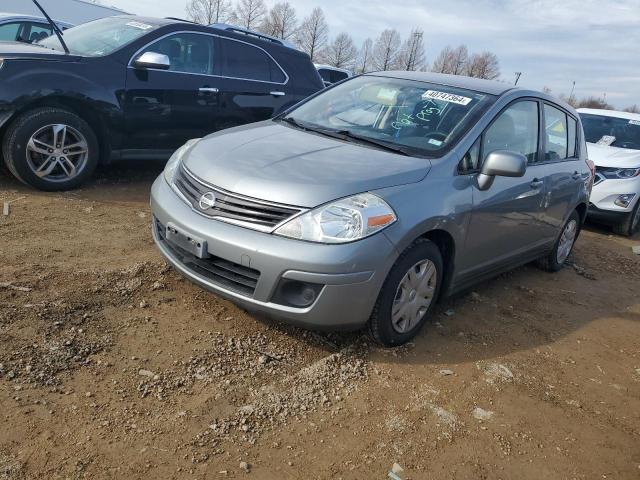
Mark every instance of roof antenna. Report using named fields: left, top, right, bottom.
left=31, top=0, right=69, bottom=54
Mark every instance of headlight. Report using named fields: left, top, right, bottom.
left=163, top=138, right=200, bottom=184
left=274, top=193, right=397, bottom=243
left=601, top=167, right=640, bottom=179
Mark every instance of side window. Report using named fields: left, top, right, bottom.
left=318, top=69, right=331, bottom=83
left=28, top=23, right=53, bottom=43
left=482, top=100, right=539, bottom=164
left=0, top=22, right=22, bottom=41
left=567, top=115, right=577, bottom=158
left=142, top=33, right=214, bottom=75
left=220, top=39, right=285, bottom=83
left=330, top=70, right=349, bottom=83
left=544, top=104, right=568, bottom=160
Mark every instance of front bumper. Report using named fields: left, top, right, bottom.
left=588, top=176, right=640, bottom=214
left=150, top=176, right=399, bottom=330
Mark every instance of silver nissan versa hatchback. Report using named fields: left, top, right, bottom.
left=151, top=72, right=593, bottom=346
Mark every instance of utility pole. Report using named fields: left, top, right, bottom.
left=569, top=81, right=576, bottom=98
left=514, top=72, right=522, bottom=85
left=407, top=30, right=423, bottom=71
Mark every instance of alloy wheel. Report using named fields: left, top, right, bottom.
left=25, top=124, right=89, bottom=182
left=556, top=219, right=578, bottom=264
left=391, top=259, right=437, bottom=334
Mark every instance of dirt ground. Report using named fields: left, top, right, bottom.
left=1, top=161, right=639, bottom=480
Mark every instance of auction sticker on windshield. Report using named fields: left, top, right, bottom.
left=422, top=90, right=472, bottom=106
left=126, top=21, right=153, bottom=30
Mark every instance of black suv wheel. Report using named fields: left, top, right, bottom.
left=2, top=108, right=99, bottom=191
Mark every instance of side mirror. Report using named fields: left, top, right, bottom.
left=133, top=51, right=170, bottom=70
left=477, top=150, right=527, bottom=190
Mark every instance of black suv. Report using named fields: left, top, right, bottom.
left=0, top=16, right=324, bottom=190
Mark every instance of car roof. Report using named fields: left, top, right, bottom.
left=0, top=12, right=72, bottom=26
left=369, top=71, right=516, bottom=96
left=577, top=108, right=640, bottom=121
left=314, top=64, right=352, bottom=75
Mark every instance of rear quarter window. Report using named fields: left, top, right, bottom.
left=220, top=38, right=285, bottom=83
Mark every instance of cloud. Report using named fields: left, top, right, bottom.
left=106, top=0, right=639, bottom=107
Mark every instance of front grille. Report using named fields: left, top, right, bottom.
left=155, top=219, right=260, bottom=297
left=174, top=165, right=302, bottom=230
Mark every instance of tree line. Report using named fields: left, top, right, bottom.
left=185, top=0, right=501, bottom=79
left=542, top=87, right=639, bottom=114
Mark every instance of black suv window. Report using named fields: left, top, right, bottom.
left=28, top=23, right=53, bottom=43
left=483, top=100, right=539, bottom=164
left=330, top=70, right=349, bottom=83
left=544, top=104, right=568, bottom=160
left=220, top=38, right=285, bottom=83
left=142, top=33, right=214, bottom=75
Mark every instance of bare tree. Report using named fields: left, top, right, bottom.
left=186, top=0, right=233, bottom=24
left=320, top=33, right=357, bottom=70
left=397, top=28, right=425, bottom=71
left=356, top=38, right=374, bottom=74
left=261, top=2, right=297, bottom=39
left=234, top=0, right=267, bottom=30
left=542, top=86, right=552, bottom=94
left=431, top=45, right=468, bottom=75
left=576, top=96, right=613, bottom=110
left=372, top=29, right=401, bottom=71
left=624, top=104, right=640, bottom=113
left=465, top=51, right=500, bottom=80
left=295, top=7, right=329, bottom=62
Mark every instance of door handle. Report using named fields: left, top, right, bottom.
left=199, top=87, right=219, bottom=93
left=270, top=91, right=286, bottom=97
left=572, top=171, right=582, bottom=180
left=530, top=178, right=544, bottom=189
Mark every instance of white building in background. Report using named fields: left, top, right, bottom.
left=3, top=0, right=128, bottom=25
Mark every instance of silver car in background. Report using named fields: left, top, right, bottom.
left=151, top=72, right=592, bottom=346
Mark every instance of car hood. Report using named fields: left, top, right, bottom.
left=0, top=41, right=78, bottom=61
left=586, top=143, right=640, bottom=168
left=183, top=122, right=431, bottom=207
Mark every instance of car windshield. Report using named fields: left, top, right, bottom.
left=281, top=76, right=494, bottom=156
left=39, top=17, right=159, bottom=57
left=580, top=113, right=640, bottom=150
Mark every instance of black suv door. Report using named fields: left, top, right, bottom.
left=213, top=36, right=291, bottom=130
left=123, top=32, right=221, bottom=154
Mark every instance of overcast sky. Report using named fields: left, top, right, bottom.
left=104, top=0, right=639, bottom=108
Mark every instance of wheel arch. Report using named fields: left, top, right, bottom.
left=2, top=96, right=111, bottom=164
left=417, top=229, right=456, bottom=299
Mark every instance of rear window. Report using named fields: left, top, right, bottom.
left=220, top=38, right=285, bottom=83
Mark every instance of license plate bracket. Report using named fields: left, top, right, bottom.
left=166, top=222, right=208, bottom=259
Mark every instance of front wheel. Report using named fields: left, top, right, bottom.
left=612, top=201, right=640, bottom=237
left=368, top=239, right=443, bottom=347
left=537, top=210, right=581, bottom=272
left=2, top=107, right=99, bottom=191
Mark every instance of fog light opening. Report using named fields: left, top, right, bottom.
left=272, top=279, right=324, bottom=308
left=614, top=194, right=636, bottom=208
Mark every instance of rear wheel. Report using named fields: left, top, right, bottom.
left=612, top=201, right=640, bottom=237
left=368, top=239, right=443, bottom=347
left=537, top=210, right=581, bottom=272
left=2, top=108, right=99, bottom=191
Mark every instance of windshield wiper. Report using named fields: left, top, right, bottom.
left=280, top=117, right=411, bottom=156
left=32, top=0, right=69, bottom=54
left=311, top=126, right=411, bottom=156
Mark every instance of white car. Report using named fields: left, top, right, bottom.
left=314, top=64, right=352, bottom=87
left=578, top=108, right=640, bottom=236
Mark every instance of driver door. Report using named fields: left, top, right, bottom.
left=459, top=100, right=551, bottom=277
left=123, top=32, right=221, bottom=154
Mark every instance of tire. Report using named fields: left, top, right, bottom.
left=2, top=107, right=99, bottom=191
left=537, top=210, right=581, bottom=272
left=612, top=201, right=640, bottom=237
left=368, top=239, right=443, bottom=347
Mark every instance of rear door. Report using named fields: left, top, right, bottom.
left=213, top=36, right=290, bottom=130
left=461, top=100, right=550, bottom=275
left=540, top=103, right=585, bottom=232
left=123, top=31, right=221, bottom=153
